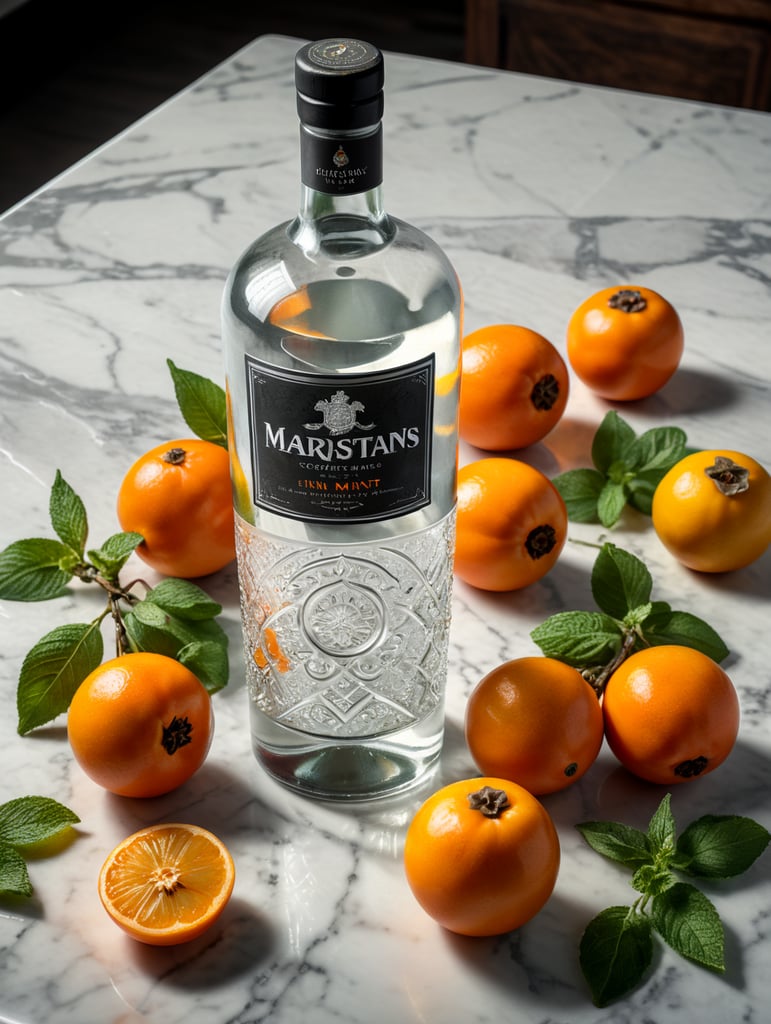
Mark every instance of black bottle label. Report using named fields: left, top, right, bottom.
left=245, top=353, right=434, bottom=523
left=300, top=126, right=383, bottom=195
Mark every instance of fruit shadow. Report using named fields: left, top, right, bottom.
left=438, top=885, right=665, bottom=1012
left=123, top=895, right=276, bottom=989
left=671, top=545, right=771, bottom=600
left=638, top=366, right=743, bottom=417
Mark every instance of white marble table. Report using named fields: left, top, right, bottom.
left=1, top=33, right=770, bottom=1024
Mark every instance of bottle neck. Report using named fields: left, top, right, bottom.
left=290, top=123, right=392, bottom=256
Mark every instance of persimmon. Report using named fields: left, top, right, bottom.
left=459, top=324, right=569, bottom=449
left=117, top=438, right=235, bottom=578
left=455, top=457, right=567, bottom=591
left=67, top=652, right=213, bottom=797
left=567, top=285, right=683, bottom=400
left=404, top=777, right=560, bottom=936
left=652, top=449, right=771, bottom=572
left=465, top=657, right=603, bottom=795
left=99, top=823, right=235, bottom=945
left=602, top=645, right=739, bottom=785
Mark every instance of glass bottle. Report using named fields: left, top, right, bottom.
left=221, top=38, right=462, bottom=801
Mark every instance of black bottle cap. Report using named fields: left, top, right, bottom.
left=295, top=39, right=384, bottom=129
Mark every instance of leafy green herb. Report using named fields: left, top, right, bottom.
left=0, top=796, right=80, bottom=897
left=0, top=472, right=229, bottom=734
left=531, top=542, right=728, bottom=693
left=552, top=410, right=691, bottom=527
left=167, top=358, right=228, bottom=448
left=577, top=794, right=770, bottom=1006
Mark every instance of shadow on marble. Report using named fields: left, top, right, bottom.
left=125, top=896, right=275, bottom=988
left=676, top=546, right=771, bottom=600
left=634, top=366, right=743, bottom=417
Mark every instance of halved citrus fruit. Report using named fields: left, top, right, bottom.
left=98, top=823, right=235, bottom=945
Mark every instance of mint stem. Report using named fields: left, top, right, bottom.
left=586, top=628, right=639, bottom=697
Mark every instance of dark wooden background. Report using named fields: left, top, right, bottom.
left=0, top=0, right=465, bottom=212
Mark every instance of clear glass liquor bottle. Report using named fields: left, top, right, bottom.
left=221, top=39, right=462, bottom=801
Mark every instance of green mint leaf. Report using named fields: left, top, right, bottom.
left=597, top=480, right=628, bottom=528
left=167, top=358, right=227, bottom=447
left=177, top=640, right=229, bottom=694
left=623, top=602, right=653, bottom=628
left=124, top=604, right=181, bottom=659
left=87, top=531, right=143, bottom=578
left=626, top=469, right=668, bottom=516
left=0, top=796, right=80, bottom=848
left=146, top=578, right=223, bottom=621
left=641, top=600, right=673, bottom=630
left=551, top=469, right=604, bottom=523
left=0, top=840, right=32, bottom=897
left=0, top=538, right=73, bottom=601
left=49, top=471, right=88, bottom=556
left=651, top=882, right=724, bottom=972
left=631, top=863, right=675, bottom=896
left=627, top=426, right=688, bottom=473
left=530, top=610, right=622, bottom=668
left=576, top=820, right=652, bottom=867
left=674, top=815, right=770, bottom=879
left=642, top=610, right=729, bottom=663
left=579, top=906, right=654, bottom=1007
left=17, top=622, right=104, bottom=734
left=124, top=601, right=229, bottom=692
left=591, top=543, right=653, bottom=619
left=647, top=793, right=676, bottom=854
left=592, top=411, right=637, bottom=474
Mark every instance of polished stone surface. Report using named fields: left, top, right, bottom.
left=1, top=33, right=770, bottom=1024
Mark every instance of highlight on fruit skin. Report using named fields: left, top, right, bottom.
left=602, top=645, right=740, bottom=785
left=98, top=823, right=235, bottom=945
left=651, top=448, right=771, bottom=572
left=454, top=457, right=567, bottom=591
left=566, top=284, right=684, bottom=401
left=67, top=652, right=214, bottom=798
left=403, top=776, right=560, bottom=937
left=465, top=656, right=604, bottom=795
left=116, top=437, right=235, bottom=579
left=459, top=323, right=569, bottom=450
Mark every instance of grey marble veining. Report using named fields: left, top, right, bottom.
left=1, top=34, right=770, bottom=1024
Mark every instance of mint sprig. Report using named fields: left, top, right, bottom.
left=1, top=472, right=229, bottom=733
left=531, top=542, right=728, bottom=692
left=552, top=410, right=691, bottom=527
left=167, top=358, right=228, bottom=448
left=0, top=796, right=80, bottom=897
left=577, top=794, right=770, bottom=1006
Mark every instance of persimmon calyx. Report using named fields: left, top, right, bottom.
left=162, top=447, right=188, bottom=465
left=608, top=288, right=647, bottom=314
left=526, top=524, right=558, bottom=561
left=530, top=373, right=561, bottom=411
left=705, top=456, right=750, bottom=496
left=468, top=786, right=510, bottom=818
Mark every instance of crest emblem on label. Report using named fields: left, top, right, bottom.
left=244, top=354, right=435, bottom=524
left=333, top=146, right=349, bottom=168
left=304, top=390, right=374, bottom=436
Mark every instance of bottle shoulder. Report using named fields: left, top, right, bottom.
left=227, top=212, right=457, bottom=282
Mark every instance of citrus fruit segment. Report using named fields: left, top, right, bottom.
left=98, top=823, right=235, bottom=945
